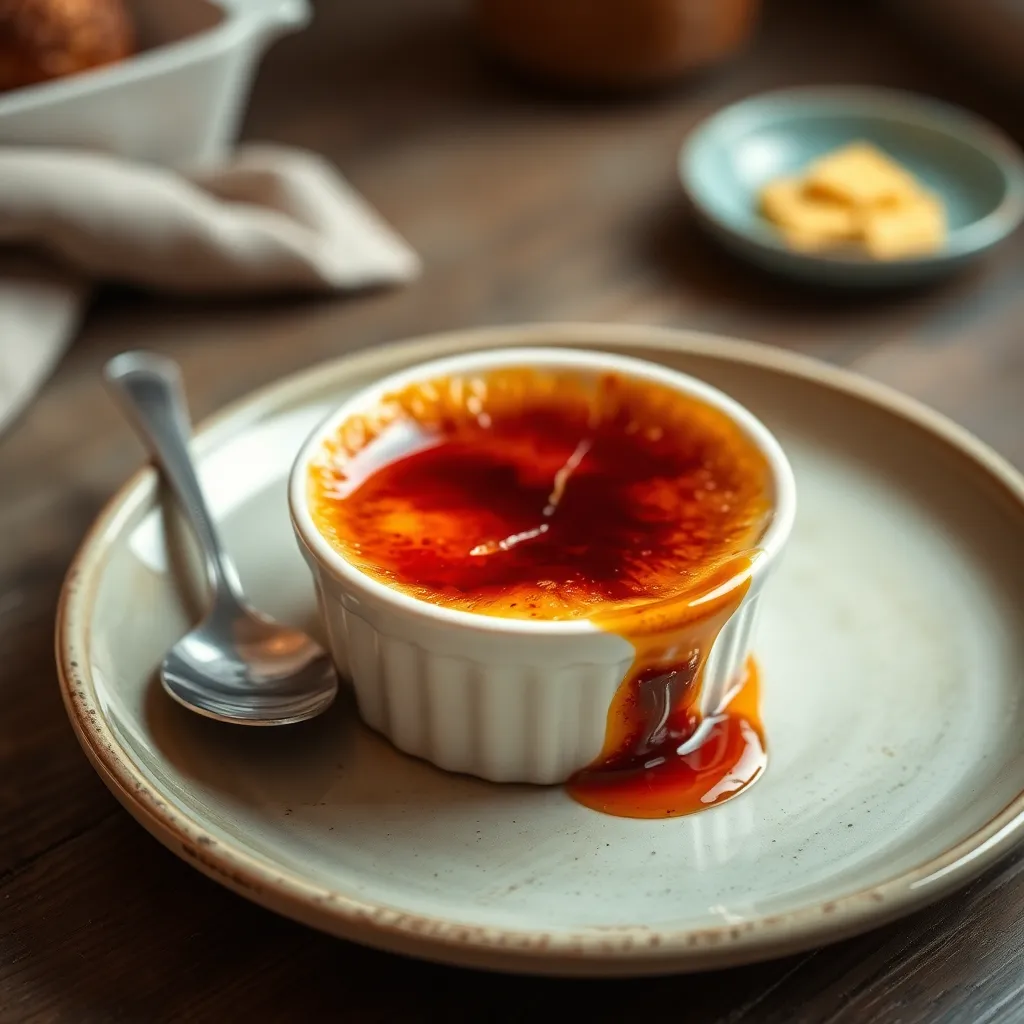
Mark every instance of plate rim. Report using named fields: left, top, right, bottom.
left=57, top=322, right=1024, bottom=975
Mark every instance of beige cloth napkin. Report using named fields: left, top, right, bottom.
left=0, top=143, right=420, bottom=432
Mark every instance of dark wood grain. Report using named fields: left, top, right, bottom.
left=2, top=0, right=1023, bottom=1020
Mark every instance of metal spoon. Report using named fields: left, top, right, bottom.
left=104, top=351, right=338, bottom=725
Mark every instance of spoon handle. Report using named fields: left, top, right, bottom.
left=104, top=351, right=242, bottom=602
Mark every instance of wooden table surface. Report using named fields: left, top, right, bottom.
left=3, top=1, right=1023, bottom=1020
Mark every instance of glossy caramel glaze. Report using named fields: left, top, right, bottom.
left=568, top=648, right=766, bottom=819
left=308, top=366, right=773, bottom=817
left=309, top=368, right=771, bottom=618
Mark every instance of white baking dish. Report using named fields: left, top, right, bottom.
left=0, top=0, right=310, bottom=166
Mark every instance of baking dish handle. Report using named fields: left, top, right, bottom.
left=231, top=0, right=312, bottom=36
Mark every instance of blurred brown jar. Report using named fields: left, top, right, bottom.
left=473, top=0, right=761, bottom=91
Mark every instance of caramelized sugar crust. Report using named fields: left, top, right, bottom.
left=308, top=367, right=771, bottom=620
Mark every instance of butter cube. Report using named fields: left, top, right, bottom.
left=759, top=176, right=858, bottom=248
left=804, top=142, right=922, bottom=208
left=861, top=192, right=947, bottom=259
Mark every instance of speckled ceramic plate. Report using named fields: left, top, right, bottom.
left=58, top=324, right=1024, bottom=976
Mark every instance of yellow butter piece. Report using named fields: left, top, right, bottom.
left=777, top=224, right=848, bottom=253
left=861, top=192, right=947, bottom=259
left=804, top=141, right=923, bottom=208
left=759, top=176, right=858, bottom=247
left=756, top=140, right=948, bottom=259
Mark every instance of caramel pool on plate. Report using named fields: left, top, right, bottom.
left=309, top=366, right=773, bottom=818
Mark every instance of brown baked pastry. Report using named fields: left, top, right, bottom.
left=0, top=0, right=134, bottom=92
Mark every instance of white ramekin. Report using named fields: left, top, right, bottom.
left=289, top=347, right=796, bottom=785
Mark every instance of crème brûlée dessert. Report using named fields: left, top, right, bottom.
left=308, top=366, right=772, bottom=622
left=294, top=351, right=795, bottom=817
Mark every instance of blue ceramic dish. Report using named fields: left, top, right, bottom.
left=679, top=86, right=1024, bottom=287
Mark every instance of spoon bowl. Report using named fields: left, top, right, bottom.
left=161, top=607, right=337, bottom=725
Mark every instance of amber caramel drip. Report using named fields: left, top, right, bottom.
left=568, top=655, right=766, bottom=820
left=308, top=367, right=772, bottom=818
left=568, top=564, right=765, bottom=819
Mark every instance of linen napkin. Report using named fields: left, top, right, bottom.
left=0, top=143, right=420, bottom=433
